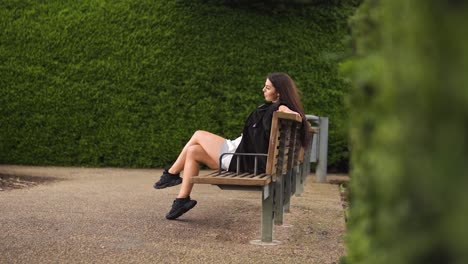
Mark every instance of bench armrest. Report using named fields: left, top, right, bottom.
left=219, top=153, right=268, bottom=176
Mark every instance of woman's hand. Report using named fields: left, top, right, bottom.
left=277, top=105, right=300, bottom=116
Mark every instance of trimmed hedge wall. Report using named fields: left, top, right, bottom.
left=0, top=0, right=357, bottom=168
left=343, top=0, right=468, bottom=263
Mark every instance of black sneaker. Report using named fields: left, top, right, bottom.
left=166, top=197, right=197, bottom=220
left=154, top=169, right=182, bottom=189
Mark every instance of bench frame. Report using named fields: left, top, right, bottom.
left=191, top=112, right=309, bottom=244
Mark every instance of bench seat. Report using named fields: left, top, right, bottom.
left=191, top=170, right=271, bottom=186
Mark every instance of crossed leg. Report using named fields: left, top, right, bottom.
left=167, top=130, right=225, bottom=198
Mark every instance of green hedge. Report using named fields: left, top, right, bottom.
left=0, top=0, right=357, bottom=168
left=343, top=0, right=468, bottom=263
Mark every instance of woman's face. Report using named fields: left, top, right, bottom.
left=263, top=79, right=279, bottom=103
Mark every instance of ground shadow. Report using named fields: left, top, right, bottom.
left=0, top=174, right=62, bottom=191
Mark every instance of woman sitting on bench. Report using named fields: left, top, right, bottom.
left=154, top=72, right=309, bottom=220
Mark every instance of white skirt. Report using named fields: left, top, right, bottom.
left=219, top=136, right=242, bottom=170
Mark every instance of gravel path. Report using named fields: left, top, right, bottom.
left=0, top=165, right=346, bottom=264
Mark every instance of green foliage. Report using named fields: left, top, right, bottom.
left=0, top=0, right=355, bottom=168
left=343, top=0, right=468, bottom=263
left=200, top=0, right=362, bottom=11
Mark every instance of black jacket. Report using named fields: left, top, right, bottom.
left=228, top=102, right=280, bottom=173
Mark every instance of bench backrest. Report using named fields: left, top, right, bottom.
left=265, top=112, right=303, bottom=182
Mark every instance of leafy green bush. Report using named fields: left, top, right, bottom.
left=0, top=0, right=356, bottom=168
left=343, top=0, right=468, bottom=263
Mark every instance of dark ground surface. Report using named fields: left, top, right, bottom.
left=0, top=174, right=58, bottom=191
left=0, top=165, right=348, bottom=264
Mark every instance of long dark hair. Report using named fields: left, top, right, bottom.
left=267, top=72, right=310, bottom=147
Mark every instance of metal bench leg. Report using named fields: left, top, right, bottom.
left=295, top=165, right=303, bottom=196
left=296, top=159, right=310, bottom=196
left=291, top=165, right=297, bottom=196
left=284, top=173, right=291, bottom=213
left=274, top=178, right=284, bottom=225
left=250, top=183, right=280, bottom=246
left=261, top=183, right=274, bottom=243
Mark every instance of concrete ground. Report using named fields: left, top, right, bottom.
left=0, top=165, right=347, bottom=264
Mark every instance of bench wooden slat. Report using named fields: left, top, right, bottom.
left=191, top=172, right=271, bottom=186
left=196, top=170, right=259, bottom=178
left=225, top=172, right=250, bottom=178
left=218, top=172, right=236, bottom=178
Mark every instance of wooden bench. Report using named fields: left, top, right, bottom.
left=191, top=112, right=311, bottom=244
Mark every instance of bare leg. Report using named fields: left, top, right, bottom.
left=177, top=144, right=221, bottom=198
left=168, top=130, right=225, bottom=174
left=163, top=131, right=225, bottom=219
